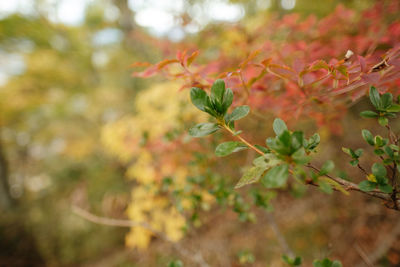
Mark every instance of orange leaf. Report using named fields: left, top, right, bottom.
left=186, top=51, right=199, bottom=67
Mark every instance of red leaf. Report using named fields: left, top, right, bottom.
left=357, top=55, right=367, bottom=73
left=361, top=72, right=380, bottom=84
left=239, top=49, right=261, bottom=69
left=186, top=51, right=199, bottom=67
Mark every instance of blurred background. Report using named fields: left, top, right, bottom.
left=1, top=0, right=400, bottom=266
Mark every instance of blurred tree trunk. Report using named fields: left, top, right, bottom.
left=113, top=0, right=135, bottom=33
left=0, top=131, right=15, bottom=210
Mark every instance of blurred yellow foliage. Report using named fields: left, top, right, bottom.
left=101, top=82, right=212, bottom=249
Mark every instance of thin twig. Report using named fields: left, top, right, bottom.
left=355, top=243, right=374, bottom=267
left=265, top=212, right=294, bottom=258
left=223, top=125, right=264, bottom=155
left=71, top=206, right=210, bottom=267
left=355, top=220, right=400, bottom=267
left=305, top=163, right=400, bottom=209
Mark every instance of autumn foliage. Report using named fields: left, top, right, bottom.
left=132, top=3, right=400, bottom=134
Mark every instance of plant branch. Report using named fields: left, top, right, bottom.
left=222, top=125, right=264, bottom=156
left=305, top=163, right=400, bottom=210
left=71, top=206, right=210, bottom=267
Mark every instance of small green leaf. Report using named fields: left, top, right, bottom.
left=313, top=258, right=342, bottom=267
left=360, top=110, right=379, bottom=118
left=190, top=87, right=208, bottom=112
left=354, top=149, right=363, bottom=157
left=292, top=148, right=310, bottom=164
left=375, top=135, right=384, bottom=146
left=381, top=93, right=393, bottom=109
left=342, top=147, right=351, bottom=156
left=369, top=86, right=381, bottom=109
left=332, top=261, right=343, bottom=267
left=189, top=123, right=220, bottom=137
left=387, top=104, right=400, bottom=112
left=210, top=79, right=225, bottom=106
left=378, top=116, right=388, bottom=126
left=282, top=255, right=302, bottom=266
left=221, top=88, right=233, bottom=113
left=358, top=180, right=376, bottom=192
left=320, top=160, right=335, bottom=175
left=235, top=166, right=266, bottom=189
left=254, top=145, right=270, bottom=154
left=215, top=141, right=248, bottom=157
left=384, top=146, right=394, bottom=158
left=168, top=260, right=183, bottom=267
left=261, top=164, right=289, bottom=188
left=278, top=130, right=291, bottom=147
left=291, top=131, right=304, bottom=151
left=361, top=129, right=375, bottom=145
left=318, top=180, right=333, bottom=194
left=273, top=118, right=288, bottom=136
left=307, top=133, right=320, bottom=150
left=371, top=162, right=387, bottom=177
left=349, top=159, right=359, bottom=166
left=374, top=149, right=385, bottom=155
left=229, top=106, right=250, bottom=121
left=253, top=153, right=281, bottom=168
left=378, top=184, right=393, bottom=193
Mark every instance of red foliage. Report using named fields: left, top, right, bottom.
left=132, top=3, right=400, bottom=132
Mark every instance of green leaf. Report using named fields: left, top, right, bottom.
left=168, top=260, right=183, bottom=267
left=221, top=88, right=233, bottom=113
left=190, top=87, right=208, bottom=112
left=361, top=129, right=375, bottom=145
left=318, top=180, right=333, bottom=194
left=215, top=141, right=248, bottom=157
left=253, top=153, right=281, bottom=168
left=282, top=255, right=302, bottom=266
left=378, top=116, right=388, bottom=126
left=355, top=149, right=363, bottom=157
left=320, top=177, right=349, bottom=195
left=273, top=118, right=288, bottom=136
left=278, top=130, right=291, bottom=148
left=210, top=79, right=225, bottom=106
left=384, top=146, right=394, bottom=158
left=235, top=166, right=266, bottom=189
left=261, top=164, right=289, bottom=188
left=332, top=261, right=343, bottom=267
left=374, top=135, right=384, bottom=146
left=378, top=184, right=393, bottom=193
left=320, top=160, right=335, bottom=175
left=189, top=123, right=220, bottom=137
left=387, top=104, right=400, bottom=112
left=313, top=258, right=342, bottom=267
left=381, top=93, right=393, bottom=109
left=358, top=180, right=376, bottom=192
left=374, top=149, right=385, bottom=155
left=254, top=145, right=270, bottom=154
left=307, top=133, right=320, bottom=150
left=292, top=148, right=310, bottom=164
left=360, top=110, right=379, bottom=118
left=229, top=106, right=250, bottom=121
left=369, top=86, right=381, bottom=109
left=342, top=147, right=352, bottom=156
left=349, top=159, right=359, bottom=166
left=291, top=131, right=304, bottom=151
left=371, top=163, right=387, bottom=177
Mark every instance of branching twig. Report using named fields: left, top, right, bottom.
left=305, top=163, right=399, bottom=210
left=71, top=206, right=210, bottom=267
